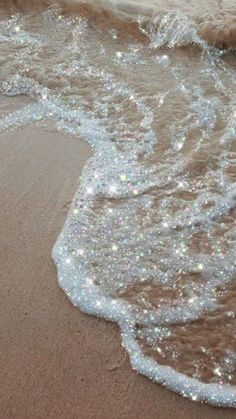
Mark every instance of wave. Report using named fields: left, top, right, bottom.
left=1, top=1, right=236, bottom=408
left=1, top=0, right=236, bottom=49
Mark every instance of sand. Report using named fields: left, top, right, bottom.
left=1, top=122, right=236, bottom=418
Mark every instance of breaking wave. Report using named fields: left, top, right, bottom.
left=1, top=0, right=236, bottom=407
left=2, top=0, right=236, bottom=48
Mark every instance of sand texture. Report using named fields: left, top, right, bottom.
left=0, top=124, right=236, bottom=418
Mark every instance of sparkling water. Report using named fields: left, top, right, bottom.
left=1, top=2, right=236, bottom=407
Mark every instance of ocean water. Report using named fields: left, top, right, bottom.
left=1, top=0, right=236, bottom=407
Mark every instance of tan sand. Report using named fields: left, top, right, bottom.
left=1, top=123, right=236, bottom=419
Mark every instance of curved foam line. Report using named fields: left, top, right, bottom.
left=52, top=244, right=236, bottom=407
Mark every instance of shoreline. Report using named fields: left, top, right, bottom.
left=1, top=123, right=236, bottom=418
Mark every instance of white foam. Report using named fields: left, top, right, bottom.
left=1, top=6, right=236, bottom=407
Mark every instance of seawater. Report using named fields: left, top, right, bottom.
left=1, top=0, right=236, bottom=407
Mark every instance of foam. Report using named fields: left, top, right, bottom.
left=1, top=4, right=236, bottom=407
left=2, top=0, right=236, bottom=48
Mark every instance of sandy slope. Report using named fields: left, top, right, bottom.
left=0, top=122, right=236, bottom=418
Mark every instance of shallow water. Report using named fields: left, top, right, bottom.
left=1, top=0, right=236, bottom=407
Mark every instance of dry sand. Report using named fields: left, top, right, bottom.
left=1, top=123, right=236, bottom=418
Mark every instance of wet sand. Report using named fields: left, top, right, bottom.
left=0, top=123, right=235, bottom=418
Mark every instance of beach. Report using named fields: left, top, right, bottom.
left=1, top=0, right=236, bottom=414
left=0, top=122, right=236, bottom=418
